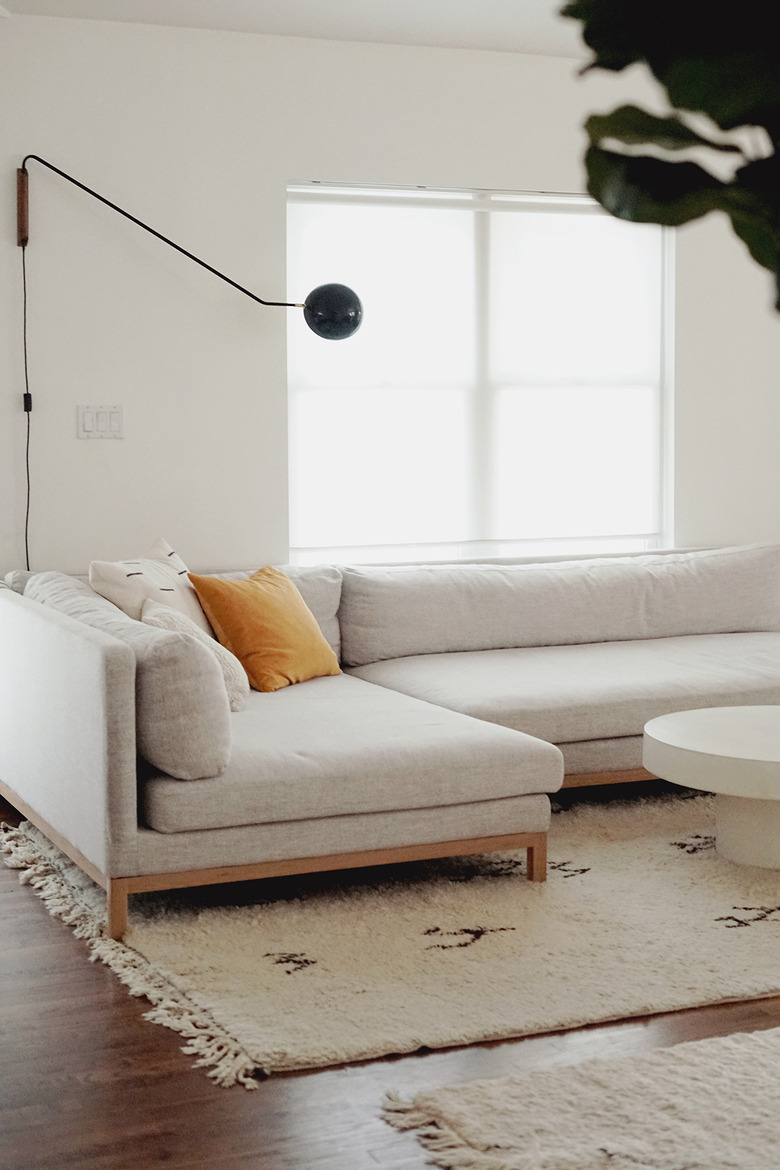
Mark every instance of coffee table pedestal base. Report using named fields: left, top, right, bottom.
left=715, top=793, right=780, bottom=869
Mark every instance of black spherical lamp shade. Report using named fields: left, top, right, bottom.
left=303, top=283, right=363, bottom=340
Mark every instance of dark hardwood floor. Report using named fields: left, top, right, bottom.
left=3, top=789, right=780, bottom=1170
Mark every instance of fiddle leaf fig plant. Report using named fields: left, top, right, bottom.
left=560, top=0, right=780, bottom=306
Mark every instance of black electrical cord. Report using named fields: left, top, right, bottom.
left=21, top=243, right=32, bottom=571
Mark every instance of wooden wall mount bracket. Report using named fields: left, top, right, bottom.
left=17, top=167, right=29, bottom=248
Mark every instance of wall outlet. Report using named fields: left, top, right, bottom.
left=77, top=405, right=124, bottom=439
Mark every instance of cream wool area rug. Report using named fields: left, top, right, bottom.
left=3, top=791, right=780, bottom=1088
left=384, top=1026, right=780, bottom=1170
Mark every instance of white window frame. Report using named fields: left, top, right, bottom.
left=287, top=184, right=675, bottom=565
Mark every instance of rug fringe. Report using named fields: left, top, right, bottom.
left=1, top=822, right=261, bottom=1089
left=382, top=1092, right=511, bottom=1170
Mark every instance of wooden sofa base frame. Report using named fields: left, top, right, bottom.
left=0, top=781, right=546, bottom=941
left=561, top=767, right=656, bottom=789
left=3, top=769, right=661, bottom=940
left=105, top=832, right=548, bottom=940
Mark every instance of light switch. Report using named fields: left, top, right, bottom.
left=77, top=405, right=124, bottom=439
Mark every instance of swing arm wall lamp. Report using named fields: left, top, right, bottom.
left=16, top=155, right=363, bottom=340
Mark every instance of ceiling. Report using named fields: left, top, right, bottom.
left=1, top=0, right=586, bottom=58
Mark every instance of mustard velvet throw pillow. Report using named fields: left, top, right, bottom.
left=188, top=567, right=342, bottom=692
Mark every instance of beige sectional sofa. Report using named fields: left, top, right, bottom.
left=3, top=541, right=780, bottom=940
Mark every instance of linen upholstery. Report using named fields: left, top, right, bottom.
left=347, top=632, right=780, bottom=744
left=17, top=541, right=780, bottom=905
left=559, top=736, right=644, bottom=775
left=131, top=792, right=552, bottom=876
left=4, top=570, right=33, bottom=593
left=0, top=589, right=138, bottom=875
left=141, top=674, right=563, bottom=833
left=23, top=572, right=231, bottom=780
left=188, top=567, right=342, bottom=692
left=338, top=544, right=780, bottom=666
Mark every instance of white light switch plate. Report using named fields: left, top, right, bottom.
left=77, top=405, right=124, bottom=439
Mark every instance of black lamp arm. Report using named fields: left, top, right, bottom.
left=17, top=154, right=303, bottom=309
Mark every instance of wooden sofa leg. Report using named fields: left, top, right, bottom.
left=106, top=878, right=129, bottom=941
left=527, top=835, right=547, bottom=882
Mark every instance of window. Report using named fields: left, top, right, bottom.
left=287, top=186, right=671, bottom=565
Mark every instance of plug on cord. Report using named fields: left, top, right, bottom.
left=23, top=393, right=32, bottom=412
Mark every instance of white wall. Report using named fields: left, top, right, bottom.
left=2, top=15, right=780, bottom=574
left=674, top=216, right=780, bottom=547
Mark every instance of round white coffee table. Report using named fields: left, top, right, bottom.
left=643, top=706, right=780, bottom=868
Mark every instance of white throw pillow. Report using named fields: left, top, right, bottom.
left=141, top=598, right=249, bottom=712
left=89, top=537, right=213, bottom=635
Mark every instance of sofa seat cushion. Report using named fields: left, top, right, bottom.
left=347, top=633, right=780, bottom=744
left=141, top=674, right=563, bottom=834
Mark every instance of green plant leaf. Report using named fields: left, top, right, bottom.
left=561, top=0, right=780, bottom=138
left=586, top=147, right=780, bottom=298
left=730, top=153, right=780, bottom=203
left=585, top=146, right=725, bottom=225
left=728, top=215, right=780, bottom=280
left=659, top=55, right=780, bottom=135
left=721, top=157, right=780, bottom=277
left=586, top=106, right=742, bottom=154
left=563, top=0, right=780, bottom=308
left=560, top=0, right=646, bottom=72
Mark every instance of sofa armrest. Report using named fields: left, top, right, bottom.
left=0, top=590, right=138, bottom=876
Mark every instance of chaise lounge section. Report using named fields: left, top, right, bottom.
left=339, top=545, right=780, bottom=782
left=0, top=559, right=561, bottom=939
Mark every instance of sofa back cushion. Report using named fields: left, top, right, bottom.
left=338, top=544, right=780, bottom=666
left=4, top=570, right=33, bottom=594
left=141, top=598, right=250, bottom=713
left=24, top=572, right=231, bottom=779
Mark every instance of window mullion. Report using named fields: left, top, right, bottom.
left=470, top=204, right=492, bottom=551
